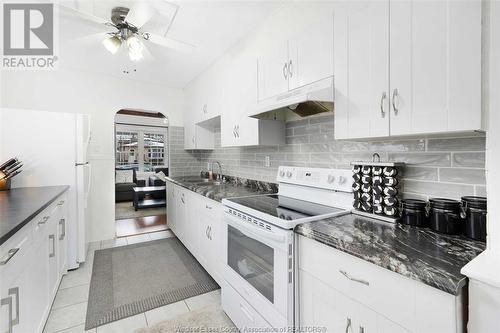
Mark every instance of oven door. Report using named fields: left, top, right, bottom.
left=223, top=211, right=293, bottom=328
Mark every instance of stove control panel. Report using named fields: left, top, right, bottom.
left=276, top=166, right=353, bottom=192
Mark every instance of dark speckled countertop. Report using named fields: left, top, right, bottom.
left=295, top=213, right=485, bottom=295
left=0, top=186, right=69, bottom=246
left=165, top=176, right=277, bottom=203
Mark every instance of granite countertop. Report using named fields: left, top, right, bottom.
left=0, top=186, right=69, bottom=246
left=165, top=176, right=277, bottom=203
left=295, top=213, right=486, bottom=295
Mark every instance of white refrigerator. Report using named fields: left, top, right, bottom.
left=0, top=109, right=92, bottom=269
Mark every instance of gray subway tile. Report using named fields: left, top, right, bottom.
left=439, top=168, right=486, bottom=185
left=427, top=136, right=486, bottom=151
left=286, top=135, right=309, bottom=144
left=452, top=152, right=485, bottom=168
left=402, top=166, right=439, bottom=181
left=388, top=152, right=451, bottom=166
left=309, top=114, right=334, bottom=124
left=370, top=139, right=425, bottom=152
left=286, top=119, right=309, bottom=128
left=403, top=180, right=474, bottom=199
left=309, top=132, right=335, bottom=143
left=475, top=186, right=487, bottom=197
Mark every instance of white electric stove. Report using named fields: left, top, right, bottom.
left=221, top=166, right=354, bottom=331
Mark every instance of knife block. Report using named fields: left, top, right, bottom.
left=0, top=178, right=11, bottom=191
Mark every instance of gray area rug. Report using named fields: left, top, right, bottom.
left=85, top=238, right=220, bottom=330
left=134, top=304, right=236, bottom=333
left=115, top=201, right=166, bottom=220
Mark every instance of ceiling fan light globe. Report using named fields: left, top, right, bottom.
left=102, top=36, right=121, bottom=54
left=127, top=35, right=144, bottom=53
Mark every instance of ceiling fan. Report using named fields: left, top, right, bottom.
left=61, top=1, right=195, bottom=61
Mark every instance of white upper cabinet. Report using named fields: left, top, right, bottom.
left=334, top=0, right=390, bottom=139
left=257, top=39, right=289, bottom=101
left=288, top=3, right=335, bottom=90
left=334, top=0, right=482, bottom=139
left=389, top=0, right=481, bottom=135
left=257, top=3, right=334, bottom=101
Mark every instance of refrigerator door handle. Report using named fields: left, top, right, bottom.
left=85, top=164, right=92, bottom=206
left=75, top=162, right=89, bottom=166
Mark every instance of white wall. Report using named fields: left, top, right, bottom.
left=0, top=67, right=184, bottom=242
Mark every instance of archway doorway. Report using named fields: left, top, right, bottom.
left=114, top=109, right=169, bottom=238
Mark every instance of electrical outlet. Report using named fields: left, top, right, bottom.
left=265, top=156, right=271, bottom=167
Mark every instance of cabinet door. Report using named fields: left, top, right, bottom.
left=56, top=198, right=68, bottom=276
left=47, top=215, right=59, bottom=298
left=334, top=0, right=390, bottom=139
left=257, top=40, right=289, bottom=101
left=288, top=3, right=334, bottom=90
left=389, top=0, right=481, bottom=135
left=175, top=188, right=186, bottom=241
left=0, top=267, right=31, bottom=333
left=299, top=270, right=355, bottom=333
left=166, top=183, right=176, bottom=234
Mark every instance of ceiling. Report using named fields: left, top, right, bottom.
left=58, top=0, right=283, bottom=88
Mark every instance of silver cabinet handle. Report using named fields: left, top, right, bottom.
left=380, top=92, right=387, bottom=118
left=283, top=62, right=288, bottom=80
left=359, top=326, right=364, bottom=333
left=206, top=204, right=212, bottom=210
left=49, top=234, right=56, bottom=258
left=38, top=216, right=50, bottom=225
left=345, top=318, right=352, bottom=333
left=392, top=88, right=399, bottom=115
left=205, top=226, right=209, bottom=239
left=288, top=60, right=293, bottom=77
left=339, top=270, right=370, bottom=286
left=9, top=288, right=19, bottom=326
left=1, top=296, right=13, bottom=333
left=233, top=125, right=237, bottom=138
left=236, top=125, right=240, bottom=138
left=208, top=226, right=212, bottom=240
left=59, top=219, right=66, bottom=240
left=191, top=136, right=195, bottom=144
left=181, top=194, right=185, bottom=204
left=0, top=248, right=19, bottom=265
left=57, top=200, right=65, bottom=206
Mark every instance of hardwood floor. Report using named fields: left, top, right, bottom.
left=115, top=214, right=168, bottom=238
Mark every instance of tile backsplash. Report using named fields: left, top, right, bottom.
left=169, top=114, right=486, bottom=200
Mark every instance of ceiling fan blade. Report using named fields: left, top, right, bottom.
left=148, top=1, right=179, bottom=36
left=125, top=2, right=156, bottom=29
left=58, top=3, right=110, bottom=26
left=145, top=33, right=195, bottom=54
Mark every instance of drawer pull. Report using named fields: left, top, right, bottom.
left=359, top=326, right=364, bottom=333
left=339, top=270, right=370, bottom=286
left=9, top=287, right=19, bottom=326
left=57, top=200, right=65, bottom=206
left=206, top=204, right=212, bottom=210
left=0, top=248, right=19, bottom=265
left=38, top=216, right=50, bottom=225
left=1, top=296, right=13, bottom=333
left=345, top=317, right=352, bottom=333
left=59, top=219, right=66, bottom=240
left=49, top=234, right=56, bottom=258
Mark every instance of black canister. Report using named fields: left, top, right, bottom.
left=400, top=199, right=429, bottom=227
left=461, top=196, right=487, bottom=242
left=429, top=198, right=462, bottom=235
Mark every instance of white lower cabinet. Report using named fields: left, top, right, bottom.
left=166, top=182, right=223, bottom=286
left=0, top=192, right=68, bottom=333
left=298, top=235, right=463, bottom=333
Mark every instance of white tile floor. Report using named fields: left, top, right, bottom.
left=43, top=229, right=222, bottom=333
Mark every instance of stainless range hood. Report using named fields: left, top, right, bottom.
left=250, top=76, right=334, bottom=121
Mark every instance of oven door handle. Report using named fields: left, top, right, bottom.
left=226, top=215, right=286, bottom=243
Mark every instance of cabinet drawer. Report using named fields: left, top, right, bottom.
left=0, top=223, right=33, bottom=280
left=222, top=282, right=273, bottom=331
left=32, top=200, right=59, bottom=245
left=298, top=236, right=416, bottom=330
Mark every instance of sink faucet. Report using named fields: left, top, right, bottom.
left=211, top=161, right=222, bottom=181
